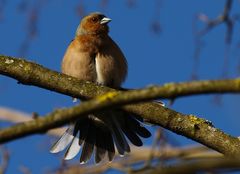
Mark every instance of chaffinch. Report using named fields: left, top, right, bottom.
left=50, top=12, right=151, bottom=164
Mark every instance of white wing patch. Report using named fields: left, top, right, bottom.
left=95, top=55, right=105, bottom=85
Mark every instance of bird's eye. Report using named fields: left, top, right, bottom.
left=91, top=17, right=98, bottom=22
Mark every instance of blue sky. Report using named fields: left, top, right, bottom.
left=1, top=0, right=240, bottom=173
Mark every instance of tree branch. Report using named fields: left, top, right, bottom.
left=52, top=145, right=219, bottom=174
left=134, top=158, right=240, bottom=174
left=1, top=55, right=240, bottom=100
left=1, top=55, right=240, bottom=157
left=0, top=106, right=66, bottom=137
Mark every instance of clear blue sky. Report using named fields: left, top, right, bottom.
left=1, top=0, right=240, bottom=173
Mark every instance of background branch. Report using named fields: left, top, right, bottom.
left=0, top=106, right=66, bottom=137
left=135, top=158, right=240, bottom=174
left=0, top=147, right=9, bottom=174
left=52, top=145, right=224, bottom=174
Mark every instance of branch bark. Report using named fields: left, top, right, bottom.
left=1, top=55, right=240, bottom=157
left=1, top=55, right=240, bottom=100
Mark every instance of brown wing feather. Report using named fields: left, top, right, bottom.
left=96, top=35, right=127, bottom=88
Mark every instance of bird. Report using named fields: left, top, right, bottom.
left=50, top=12, right=151, bottom=164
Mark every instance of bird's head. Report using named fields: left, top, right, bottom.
left=76, top=12, right=111, bottom=36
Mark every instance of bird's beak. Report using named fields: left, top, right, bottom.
left=100, top=17, right=111, bottom=24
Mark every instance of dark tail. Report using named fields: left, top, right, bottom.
left=50, top=110, right=151, bottom=163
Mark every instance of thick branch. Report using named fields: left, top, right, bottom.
left=1, top=55, right=240, bottom=157
left=1, top=56, right=240, bottom=100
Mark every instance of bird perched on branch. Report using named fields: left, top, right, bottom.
left=50, top=12, right=151, bottom=164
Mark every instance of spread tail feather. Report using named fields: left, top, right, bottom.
left=95, top=127, right=108, bottom=163
left=50, top=110, right=151, bottom=163
left=111, top=118, right=130, bottom=155
left=50, top=125, right=74, bottom=153
left=80, top=123, right=96, bottom=164
left=64, top=133, right=81, bottom=160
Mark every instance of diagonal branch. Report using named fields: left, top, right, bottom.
left=1, top=55, right=240, bottom=100
left=1, top=55, right=240, bottom=157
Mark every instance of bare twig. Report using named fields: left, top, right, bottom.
left=19, top=165, right=32, bottom=174
left=197, top=0, right=234, bottom=40
left=0, top=0, right=6, bottom=21
left=144, top=128, right=163, bottom=167
left=19, top=0, right=48, bottom=57
left=0, top=146, right=9, bottom=174
left=192, top=0, right=238, bottom=79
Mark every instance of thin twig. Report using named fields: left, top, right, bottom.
left=0, top=146, right=9, bottom=174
